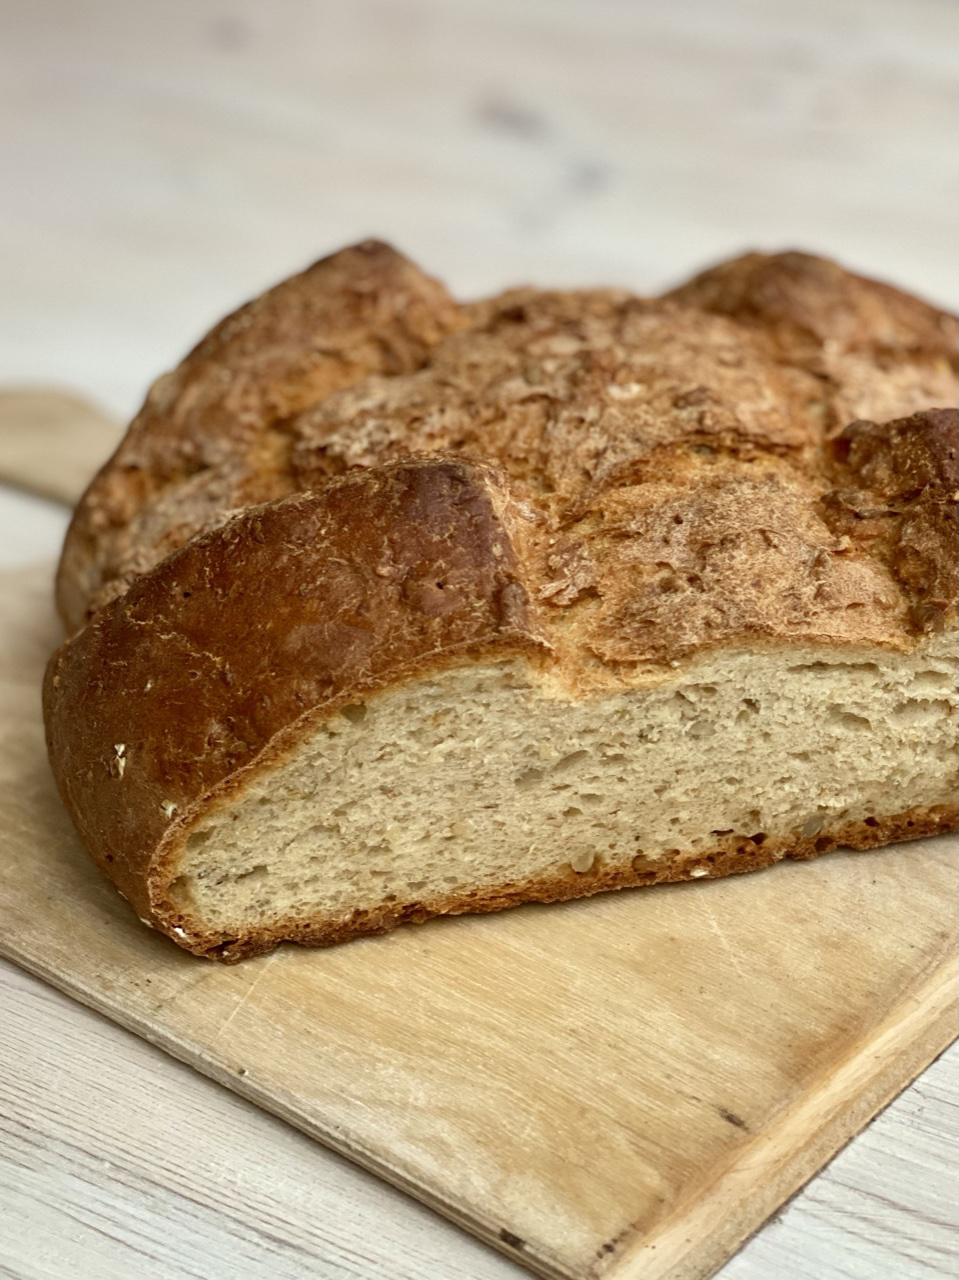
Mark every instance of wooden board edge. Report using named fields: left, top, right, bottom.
left=0, top=473, right=75, bottom=508
left=0, top=385, right=119, bottom=508
left=0, top=943, right=571, bottom=1280
left=603, top=953, right=959, bottom=1280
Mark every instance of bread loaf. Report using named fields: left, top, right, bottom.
left=44, top=243, right=959, bottom=960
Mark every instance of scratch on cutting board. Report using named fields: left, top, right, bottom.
left=210, top=952, right=281, bottom=1045
left=694, top=895, right=748, bottom=981
left=149, top=969, right=217, bottom=1016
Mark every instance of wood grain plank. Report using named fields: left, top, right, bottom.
left=613, top=959, right=957, bottom=1280
left=4, top=967, right=954, bottom=1280
left=0, top=961, right=525, bottom=1280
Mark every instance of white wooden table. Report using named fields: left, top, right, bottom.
left=0, top=2, right=956, bottom=1276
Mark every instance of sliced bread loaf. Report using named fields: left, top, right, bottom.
left=44, top=246, right=959, bottom=959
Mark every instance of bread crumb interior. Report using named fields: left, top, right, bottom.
left=168, top=635, right=957, bottom=933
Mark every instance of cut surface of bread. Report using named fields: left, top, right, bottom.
left=43, top=243, right=959, bottom=960
left=167, top=639, right=956, bottom=961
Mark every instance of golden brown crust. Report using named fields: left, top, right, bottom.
left=664, top=250, right=959, bottom=432
left=44, top=244, right=959, bottom=958
left=56, top=240, right=464, bottom=631
left=663, top=250, right=958, bottom=361
left=187, top=803, right=958, bottom=961
left=285, top=264, right=957, bottom=677
left=58, top=248, right=959, bottom=641
left=821, top=408, right=959, bottom=632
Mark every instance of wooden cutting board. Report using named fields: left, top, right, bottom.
left=0, top=398, right=956, bottom=1280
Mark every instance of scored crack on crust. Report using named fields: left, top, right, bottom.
left=43, top=242, right=959, bottom=959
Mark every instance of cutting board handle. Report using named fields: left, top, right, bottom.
left=0, top=387, right=120, bottom=507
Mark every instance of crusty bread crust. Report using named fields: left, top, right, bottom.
left=43, top=244, right=959, bottom=959
left=57, top=246, right=958, bottom=636
left=56, top=241, right=464, bottom=631
left=45, top=457, right=546, bottom=924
